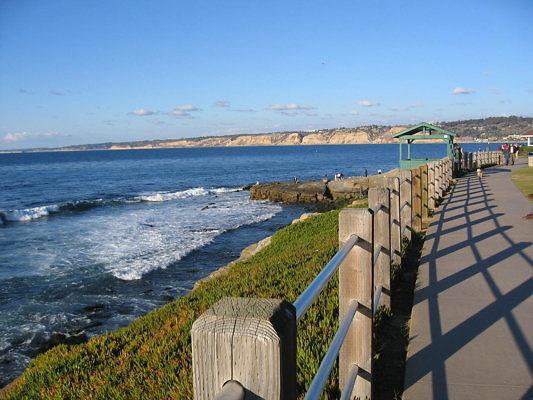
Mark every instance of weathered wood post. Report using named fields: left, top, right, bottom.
left=387, top=177, right=401, bottom=267
left=444, top=158, right=452, bottom=190
left=411, top=167, right=422, bottom=232
left=420, top=164, right=429, bottom=220
left=434, top=161, right=442, bottom=202
left=369, top=187, right=391, bottom=309
left=339, top=209, right=373, bottom=399
left=399, top=170, right=412, bottom=242
left=192, top=297, right=296, bottom=400
left=427, top=162, right=436, bottom=211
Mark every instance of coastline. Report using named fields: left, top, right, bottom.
left=0, top=139, right=497, bottom=155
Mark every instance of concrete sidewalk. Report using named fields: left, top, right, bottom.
left=404, top=157, right=533, bottom=399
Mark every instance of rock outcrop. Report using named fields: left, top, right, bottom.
left=249, top=169, right=400, bottom=204
left=249, top=177, right=370, bottom=204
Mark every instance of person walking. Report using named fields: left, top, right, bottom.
left=502, top=144, right=510, bottom=165
left=510, top=144, right=519, bottom=165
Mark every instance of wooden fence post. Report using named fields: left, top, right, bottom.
left=387, top=177, right=401, bottom=267
left=445, top=158, right=452, bottom=189
left=428, top=162, right=436, bottom=211
left=399, top=170, right=412, bottom=242
left=369, top=187, right=391, bottom=309
left=420, top=164, right=429, bottom=220
left=411, top=167, right=422, bottom=232
left=435, top=161, right=442, bottom=202
left=339, top=209, right=373, bottom=399
left=192, top=297, right=296, bottom=400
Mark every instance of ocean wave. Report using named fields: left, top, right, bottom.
left=105, top=199, right=281, bottom=281
left=137, top=187, right=240, bottom=202
left=1, top=205, right=60, bottom=222
left=0, top=187, right=242, bottom=223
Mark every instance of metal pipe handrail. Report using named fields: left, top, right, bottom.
left=293, top=235, right=360, bottom=322
left=304, top=300, right=359, bottom=400
left=373, top=244, right=384, bottom=265
left=339, top=364, right=359, bottom=400
left=373, top=285, right=383, bottom=313
left=214, top=380, right=245, bottom=400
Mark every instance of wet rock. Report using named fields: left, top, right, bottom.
left=249, top=180, right=330, bottom=203
left=37, top=332, right=88, bottom=353
left=82, top=304, right=105, bottom=313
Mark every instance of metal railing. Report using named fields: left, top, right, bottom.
left=191, top=155, right=476, bottom=400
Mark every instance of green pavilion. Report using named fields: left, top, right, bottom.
left=393, top=122, right=457, bottom=169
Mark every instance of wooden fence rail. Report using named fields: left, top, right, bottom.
left=192, top=152, right=501, bottom=400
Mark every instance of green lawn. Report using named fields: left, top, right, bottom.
left=511, top=165, right=533, bottom=204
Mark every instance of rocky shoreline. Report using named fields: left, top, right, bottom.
left=193, top=212, right=320, bottom=289
left=249, top=170, right=398, bottom=204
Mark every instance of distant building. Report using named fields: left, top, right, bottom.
left=519, top=128, right=533, bottom=146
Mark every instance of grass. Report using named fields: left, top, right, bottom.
left=511, top=165, right=533, bottom=204
left=3, top=199, right=422, bottom=400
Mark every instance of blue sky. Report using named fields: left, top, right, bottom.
left=0, top=0, right=532, bottom=150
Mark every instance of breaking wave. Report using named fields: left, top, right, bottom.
left=0, top=187, right=242, bottom=223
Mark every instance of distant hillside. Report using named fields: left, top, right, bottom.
left=12, top=116, right=533, bottom=152
left=439, top=116, right=532, bottom=140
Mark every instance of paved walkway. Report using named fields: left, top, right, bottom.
left=404, top=157, right=533, bottom=399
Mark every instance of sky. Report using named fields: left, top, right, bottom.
left=0, top=0, right=532, bottom=150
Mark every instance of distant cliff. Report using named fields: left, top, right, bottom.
left=104, top=126, right=404, bottom=150
left=13, top=116, right=533, bottom=152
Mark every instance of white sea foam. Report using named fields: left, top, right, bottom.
left=137, top=187, right=240, bottom=202
left=3, top=205, right=60, bottom=222
left=96, top=192, right=281, bottom=280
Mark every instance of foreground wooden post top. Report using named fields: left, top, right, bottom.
left=192, top=297, right=296, bottom=400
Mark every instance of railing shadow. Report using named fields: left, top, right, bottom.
left=405, top=170, right=533, bottom=400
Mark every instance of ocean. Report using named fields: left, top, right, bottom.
left=0, top=143, right=484, bottom=386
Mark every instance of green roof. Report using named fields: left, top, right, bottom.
left=392, top=122, right=457, bottom=138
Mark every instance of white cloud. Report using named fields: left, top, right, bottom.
left=128, top=109, right=156, bottom=116
left=357, top=100, right=381, bottom=107
left=4, top=132, right=34, bottom=142
left=389, top=103, right=423, bottom=111
left=213, top=100, right=230, bottom=107
left=452, top=88, right=475, bottom=95
left=172, top=105, right=200, bottom=112
left=267, top=104, right=317, bottom=116
left=349, top=111, right=360, bottom=115
left=268, top=104, right=316, bottom=111
left=3, top=131, right=69, bottom=142
left=167, top=105, right=201, bottom=118
left=230, top=108, right=255, bottom=112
